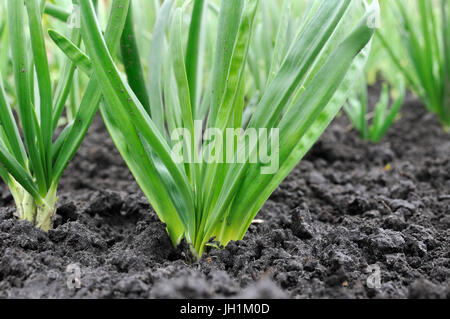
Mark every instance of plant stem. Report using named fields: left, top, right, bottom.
left=9, top=179, right=58, bottom=231
left=35, top=184, right=58, bottom=231
left=10, top=179, right=36, bottom=223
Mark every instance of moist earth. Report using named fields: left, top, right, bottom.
left=0, top=94, right=449, bottom=299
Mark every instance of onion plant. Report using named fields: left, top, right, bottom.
left=377, top=0, right=450, bottom=128
left=0, top=0, right=129, bottom=230
left=345, top=76, right=405, bottom=143
left=75, top=0, right=378, bottom=257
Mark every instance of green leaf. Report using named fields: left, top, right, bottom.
left=0, top=141, right=41, bottom=203
left=148, top=0, right=174, bottom=135
left=44, top=3, right=71, bottom=22
left=51, top=28, right=82, bottom=131
left=208, top=0, right=245, bottom=128
left=8, top=0, right=47, bottom=194
left=49, top=29, right=92, bottom=75
left=120, top=1, right=151, bottom=113
left=0, top=74, right=27, bottom=166
left=25, top=0, right=53, bottom=181
left=267, top=0, right=291, bottom=85
left=186, top=0, right=207, bottom=115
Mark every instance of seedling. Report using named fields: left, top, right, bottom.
left=345, top=76, right=405, bottom=142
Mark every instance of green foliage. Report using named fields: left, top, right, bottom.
left=76, top=0, right=378, bottom=257
left=0, top=0, right=129, bottom=230
left=377, top=0, right=450, bottom=128
left=345, top=77, right=406, bottom=143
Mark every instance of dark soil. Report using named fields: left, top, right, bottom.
left=0, top=95, right=449, bottom=299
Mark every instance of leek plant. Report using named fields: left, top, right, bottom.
left=75, top=0, right=378, bottom=257
left=377, top=0, right=450, bottom=129
left=0, top=0, right=129, bottom=230
left=345, top=76, right=405, bottom=143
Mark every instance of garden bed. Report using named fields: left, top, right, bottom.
left=0, top=95, right=449, bottom=299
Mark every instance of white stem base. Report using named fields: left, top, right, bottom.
left=9, top=180, right=58, bottom=231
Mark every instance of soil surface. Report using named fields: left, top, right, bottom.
left=0, top=94, right=449, bottom=299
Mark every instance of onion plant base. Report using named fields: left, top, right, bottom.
left=9, top=180, right=58, bottom=231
